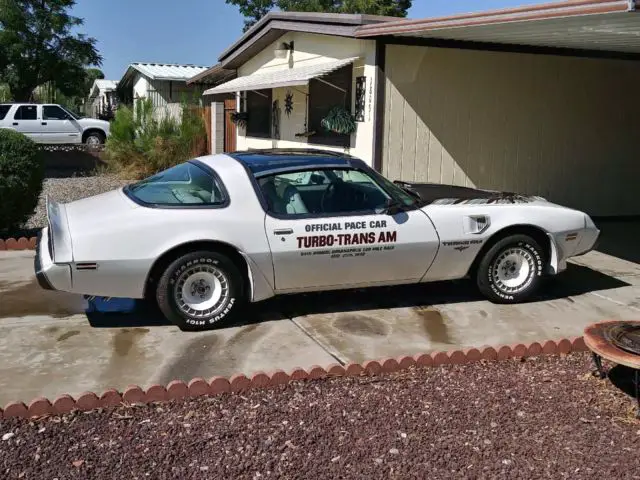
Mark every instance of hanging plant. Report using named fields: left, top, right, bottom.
left=320, top=105, right=356, bottom=135
left=230, top=111, right=248, bottom=128
left=284, top=91, right=294, bottom=117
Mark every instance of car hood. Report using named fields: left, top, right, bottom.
left=65, top=188, right=138, bottom=236
left=77, top=117, right=110, bottom=130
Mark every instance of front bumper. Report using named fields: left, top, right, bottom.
left=33, top=227, right=72, bottom=292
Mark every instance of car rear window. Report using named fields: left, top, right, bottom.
left=124, top=161, right=228, bottom=207
left=0, top=105, right=10, bottom=120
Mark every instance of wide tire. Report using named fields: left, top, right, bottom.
left=476, top=234, right=546, bottom=304
left=156, top=250, right=244, bottom=331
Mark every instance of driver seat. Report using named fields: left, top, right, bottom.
left=282, top=184, right=309, bottom=214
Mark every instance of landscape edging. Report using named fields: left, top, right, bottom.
left=0, top=336, right=589, bottom=420
left=0, top=237, right=37, bottom=251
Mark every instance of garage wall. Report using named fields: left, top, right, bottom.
left=383, top=44, right=640, bottom=216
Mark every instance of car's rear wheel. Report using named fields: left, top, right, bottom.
left=476, top=234, right=545, bottom=303
left=156, top=250, right=244, bottom=331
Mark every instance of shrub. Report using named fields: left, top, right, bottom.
left=104, top=98, right=207, bottom=179
left=0, top=129, right=44, bottom=233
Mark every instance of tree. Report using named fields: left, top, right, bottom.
left=227, top=0, right=411, bottom=32
left=0, top=0, right=102, bottom=101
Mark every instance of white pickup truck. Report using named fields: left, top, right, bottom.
left=0, top=103, right=110, bottom=146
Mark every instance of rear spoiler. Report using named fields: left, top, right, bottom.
left=46, top=195, right=74, bottom=263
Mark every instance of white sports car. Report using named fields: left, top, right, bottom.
left=35, top=149, right=600, bottom=331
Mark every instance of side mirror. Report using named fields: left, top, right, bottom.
left=375, top=198, right=405, bottom=216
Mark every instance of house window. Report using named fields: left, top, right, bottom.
left=245, top=89, right=272, bottom=138
left=308, top=65, right=353, bottom=148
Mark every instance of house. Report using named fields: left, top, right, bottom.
left=87, top=79, right=118, bottom=119
left=116, top=62, right=211, bottom=119
left=196, top=2, right=640, bottom=217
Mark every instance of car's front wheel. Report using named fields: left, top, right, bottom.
left=156, top=251, right=244, bottom=331
left=476, top=234, right=546, bottom=303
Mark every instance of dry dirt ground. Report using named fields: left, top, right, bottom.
left=1, top=352, right=639, bottom=480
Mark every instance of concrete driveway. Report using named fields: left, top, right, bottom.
left=1, top=220, right=638, bottom=406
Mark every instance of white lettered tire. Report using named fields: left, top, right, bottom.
left=156, top=251, right=244, bottom=331
left=476, top=234, right=545, bottom=303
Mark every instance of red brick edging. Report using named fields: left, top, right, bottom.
left=0, top=336, right=588, bottom=420
left=0, top=237, right=37, bottom=251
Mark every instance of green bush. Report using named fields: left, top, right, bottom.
left=0, top=129, right=44, bottom=233
left=105, top=97, right=207, bottom=179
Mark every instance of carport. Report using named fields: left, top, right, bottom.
left=357, top=0, right=640, bottom=217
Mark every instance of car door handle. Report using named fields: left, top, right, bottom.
left=273, top=228, right=293, bottom=235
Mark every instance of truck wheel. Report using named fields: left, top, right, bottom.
left=476, top=234, right=545, bottom=304
left=84, top=131, right=105, bottom=146
left=156, top=251, right=244, bottom=331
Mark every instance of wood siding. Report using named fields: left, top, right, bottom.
left=383, top=44, right=640, bottom=216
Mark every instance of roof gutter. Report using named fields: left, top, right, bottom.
left=355, top=0, right=635, bottom=37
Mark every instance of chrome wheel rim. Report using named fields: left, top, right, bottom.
left=492, top=247, right=535, bottom=294
left=174, top=265, right=229, bottom=317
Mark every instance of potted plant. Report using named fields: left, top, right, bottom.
left=320, top=105, right=356, bottom=135
left=230, top=111, right=248, bottom=128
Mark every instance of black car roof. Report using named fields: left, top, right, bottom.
left=227, top=148, right=364, bottom=176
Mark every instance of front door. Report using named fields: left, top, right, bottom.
left=40, top=105, right=81, bottom=143
left=260, top=167, right=439, bottom=292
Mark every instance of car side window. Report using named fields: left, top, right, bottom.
left=14, top=105, right=37, bottom=120
left=125, top=161, right=227, bottom=207
left=43, top=106, right=68, bottom=120
left=257, top=168, right=391, bottom=217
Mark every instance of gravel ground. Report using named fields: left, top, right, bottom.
left=1, top=353, right=639, bottom=480
left=24, top=174, right=132, bottom=230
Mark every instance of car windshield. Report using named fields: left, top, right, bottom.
left=366, top=168, right=420, bottom=207
left=60, top=106, right=81, bottom=120
left=125, top=161, right=227, bottom=206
